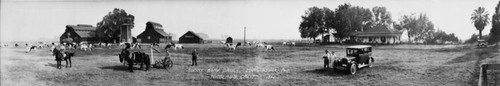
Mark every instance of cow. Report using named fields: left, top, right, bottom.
left=165, top=43, right=183, bottom=50
left=264, top=45, right=275, bottom=51
left=226, top=42, right=242, bottom=51
left=80, top=44, right=91, bottom=51
left=26, top=45, right=37, bottom=53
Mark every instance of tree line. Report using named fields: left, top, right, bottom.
left=299, top=3, right=459, bottom=44
left=466, top=1, right=500, bottom=44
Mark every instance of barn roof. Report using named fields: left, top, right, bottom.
left=154, top=29, right=170, bottom=37
left=67, top=25, right=96, bottom=31
left=147, top=21, right=163, bottom=27
left=143, top=21, right=170, bottom=37
left=66, top=25, right=96, bottom=38
left=353, top=25, right=403, bottom=37
left=181, top=31, right=205, bottom=39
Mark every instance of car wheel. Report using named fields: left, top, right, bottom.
left=348, top=63, right=357, bottom=75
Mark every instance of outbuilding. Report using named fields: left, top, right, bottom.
left=60, top=24, right=98, bottom=43
left=226, top=37, right=233, bottom=43
left=179, top=31, right=204, bottom=43
left=137, top=21, right=172, bottom=43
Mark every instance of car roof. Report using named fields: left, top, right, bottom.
left=347, top=45, right=372, bottom=49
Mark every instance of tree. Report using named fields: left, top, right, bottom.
left=470, top=7, right=490, bottom=40
left=465, top=34, right=490, bottom=44
left=333, top=4, right=373, bottom=39
left=489, top=1, right=500, bottom=43
left=96, top=8, right=135, bottom=43
left=398, top=13, right=435, bottom=43
left=371, top=6, right=393, bottom=27
left=299, top=7, right=334, bottom=41
left=430, top=30, right=459, bottom=44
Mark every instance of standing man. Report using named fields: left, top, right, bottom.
left=121, top=43, right=133, bottom=72
left=323, top=50, right=330, bottom=69
left=191, top=49, right=198, bottom=66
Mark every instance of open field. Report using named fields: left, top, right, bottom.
left=1, top=43, right=499, bottom=86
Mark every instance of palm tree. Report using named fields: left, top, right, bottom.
left=471, top=7, right=490, bottom=39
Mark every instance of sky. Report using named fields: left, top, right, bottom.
left=0, top=0, right=498, bottom=42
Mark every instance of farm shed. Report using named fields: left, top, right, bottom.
left=179, top=31, right=204, bottom=43
left=137, top=21, right=172, bottom=43
left=226, top=37, right=233, bottom=43
left=352, top=25, right=403, bottom=44
left=60, top=24, right=98, bottom=43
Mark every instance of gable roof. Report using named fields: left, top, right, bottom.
left=66, top=25, right=96, bottom=38
left=142, top=21, right=170, bottom=37
left=154, top=29, right=170, bottom=37
left=353, top=25, right=403, bottom=37
left=181, top=31, right=204, bottom=39
left=67, top=25, right=96, bottom=31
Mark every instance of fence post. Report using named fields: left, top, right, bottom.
left=479, top=64, right=487, bottom=86
left=150, top=48, right=154, bottom=64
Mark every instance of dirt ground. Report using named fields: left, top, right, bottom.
left=1, top=44, right=499, bottom=86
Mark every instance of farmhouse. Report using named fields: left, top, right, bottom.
left=351, top=25, right=403, bottom=44
left=137, top=21, right=172, bottom=43
left=226, top=37, right=233, bottom=43
left=60, top=24, right=98, bottom=43
left=179, top=31, right=204, bottom=43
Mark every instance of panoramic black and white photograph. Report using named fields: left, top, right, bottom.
left=1, top=0, right=500, bottom=85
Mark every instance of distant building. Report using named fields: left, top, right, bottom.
left=60, top=24, right=98, bottom=43
left=137, top=21, right=172, bottom=43
left=351, top=25, right=403, bottom=44
left=226, top=37, right=233, bottom=43
left=179, top=31, right=204, bottom=43
left=322, top=29, right=338, bottom=43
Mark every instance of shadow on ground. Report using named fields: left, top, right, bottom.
left=302, top=68, right=349, bottom=76
left=446, top=47, right=499, bottom=64
left=99, top=65, right=145, bottom=71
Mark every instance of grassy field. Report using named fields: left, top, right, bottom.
left=1, top=43, right=499, bottom=86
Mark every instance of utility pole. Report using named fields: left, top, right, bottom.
left=244, top=27, right=246, bottom=45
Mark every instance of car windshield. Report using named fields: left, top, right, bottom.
left=346, top=49, right=359, bottom=55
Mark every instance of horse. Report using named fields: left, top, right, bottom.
left=226, top=43, right=241, bottom=51
left=119, top=51, right=151, bottom=72
left=53, top=49, right=75, bottom=69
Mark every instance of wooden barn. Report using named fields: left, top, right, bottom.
left=179, top=31, right=204, bottom=43
left=226, top=37, right=233, bottom=43
left=137, top=21, right=172, bottom=43
left=60, top=24, right=98, bottom=43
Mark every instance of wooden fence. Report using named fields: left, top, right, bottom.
left=479, top=63, right=500, bottom=86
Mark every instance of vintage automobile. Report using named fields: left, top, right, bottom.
left=477, top=40, right=487, bottom=48
left=332, top=45, right=374, bottom=75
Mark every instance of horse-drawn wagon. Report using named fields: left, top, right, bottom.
left=118, top=47, right=173, bottom=72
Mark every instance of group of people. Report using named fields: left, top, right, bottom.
left=322, top=50, right=338, bottom=69
left=120, top=43, right=200, bottom=72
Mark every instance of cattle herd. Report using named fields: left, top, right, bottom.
left=1, top=40, right=297, bottom=71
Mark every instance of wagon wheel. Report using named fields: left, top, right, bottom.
left=162, top=59, right=173, bottom=69
left=167, top=60, right=173, bottom=69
